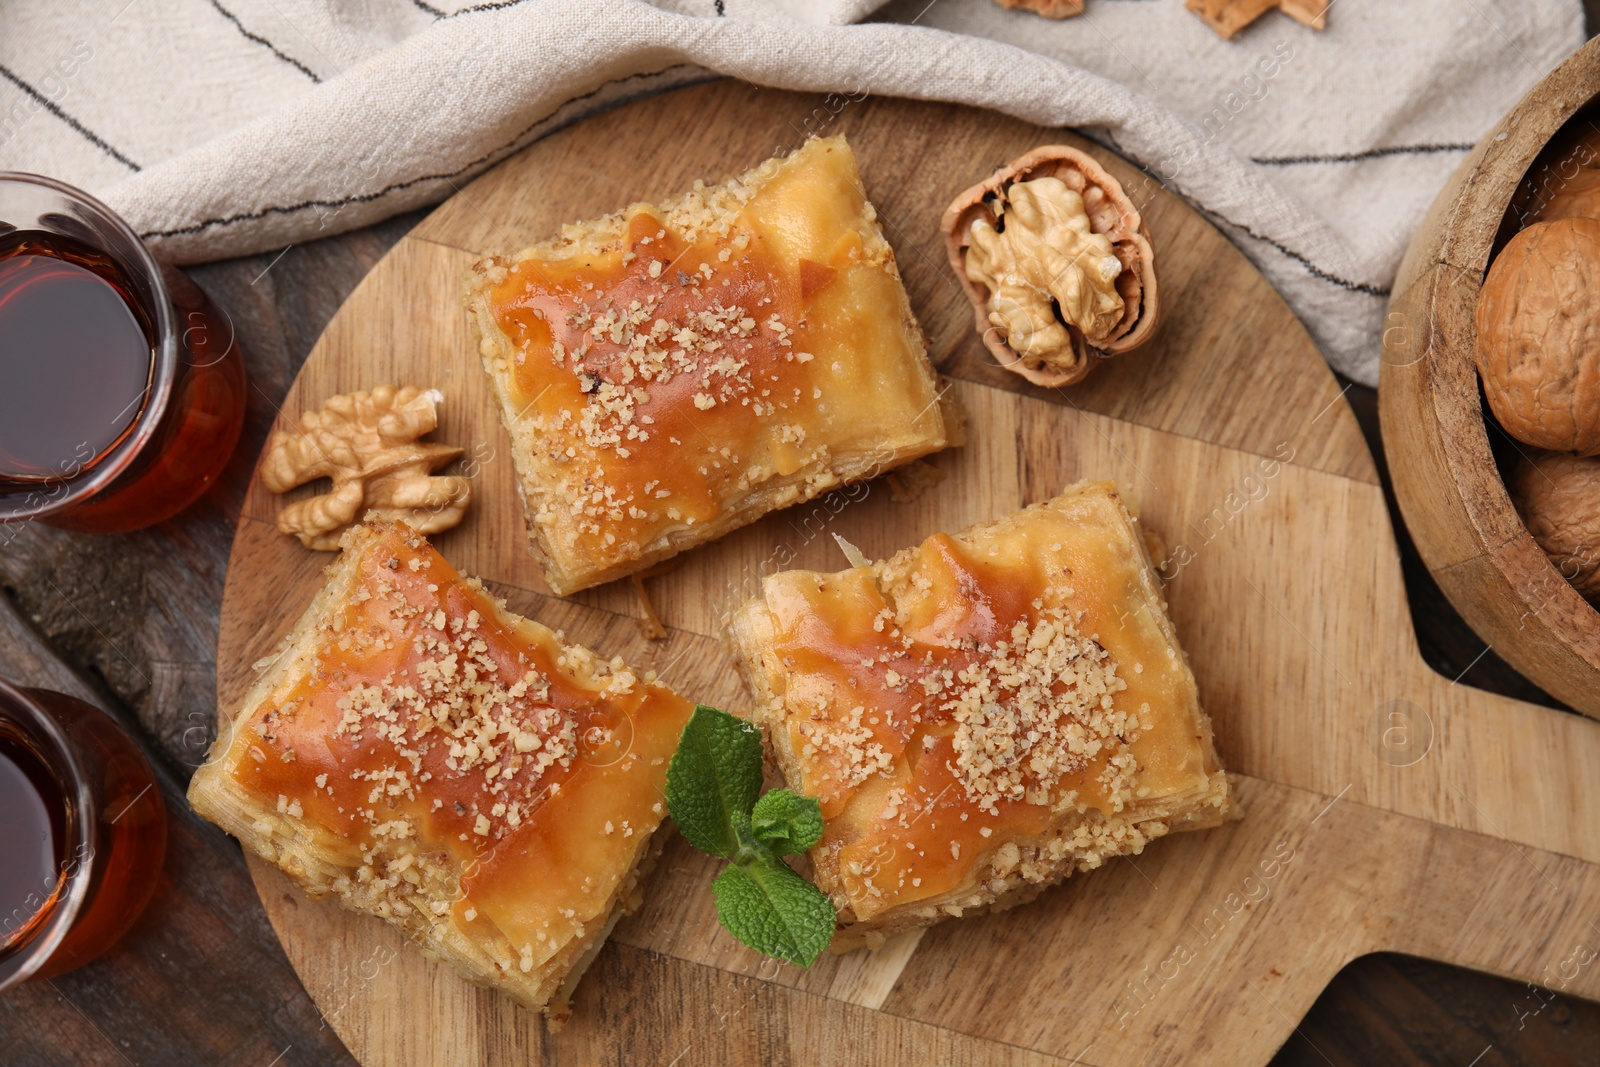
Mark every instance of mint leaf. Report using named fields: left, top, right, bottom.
left=665, top=705, right=763, bottom=857
left=712, top=856, right=836, bottom=967
left=665, top=704, right=838, bottom=965
left=750, top=789, right=824, bottom=855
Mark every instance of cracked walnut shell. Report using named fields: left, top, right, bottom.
left=943, top=146, right=1159, bottom=388
left=991, top=0, right=1084, bottom=17
left=1186, top=0, right=1326, bottom=39
left=260, top=385, right=472, bottom=550
left=1475, top=218, right=1600, bottom=457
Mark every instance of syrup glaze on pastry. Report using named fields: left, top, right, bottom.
left=467, top=135, right=961, bottom=594
left=189, top=521, right=692, bottom=1019
left=729, top=482, right=1234, bottom=945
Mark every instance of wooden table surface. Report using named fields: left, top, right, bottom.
left=1, top=198, right=1598, bottom=1067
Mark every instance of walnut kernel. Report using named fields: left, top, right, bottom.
left=963, top=178, right=1127, bottom=373
left=1186, top=0, right=1327, bottom=39
left=260, top=385, right=472, bottom=550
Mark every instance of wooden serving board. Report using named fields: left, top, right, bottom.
left=216, top=82, right=1600, bottom=1066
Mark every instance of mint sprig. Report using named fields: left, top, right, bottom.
left=665, top=705, right=836, bottom=966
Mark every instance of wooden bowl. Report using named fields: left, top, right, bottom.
left=1380, top=36, right=1600, bottom=719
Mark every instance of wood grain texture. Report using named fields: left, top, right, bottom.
left=209, top=84, right=1600, bottom=1066
left=1379, top=35, right=1600, bottom=720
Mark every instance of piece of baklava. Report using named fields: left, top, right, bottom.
left=188, top=521, right=692, bottom=1021
left=728, top=482, right=1235, bottom=947
left=465, top=135, right=962, bottom=595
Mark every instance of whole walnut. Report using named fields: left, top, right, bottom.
left=1474, top=218, right=1600, bottom=456
left=1509, top=450, right=1600, bottom=603
left=1533, top=167, right=1600, bottom=225
left=1514, top=125, right=1600, bottom=225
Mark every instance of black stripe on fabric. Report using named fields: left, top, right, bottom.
left=143, top=62, right=1392, bottom=302
left=441, top=0, right=536, bottom=17
left=138, top=68, right=709, bottom=241
left=1264, top=238, right=1389, bottom=296
left=0, top=61, right=140, bottom=171
left=1219, top=213, right=1390, bottom=297
left=1250, top=143, right=1474, bottom=166
left=1102, top=131, right=1390, bottom=298
left=207, top=0, right=321, bottom=82
left=410, top=0, right=446, bottom=16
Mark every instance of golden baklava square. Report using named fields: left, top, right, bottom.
left=728, top=482, right=1235, bottom=947
left=465, top=135, right=962, bottom=595
left=188, top=521, right=693, bottom=1020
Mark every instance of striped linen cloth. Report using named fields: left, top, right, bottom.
left=0, top=0, right=1583, bottom=384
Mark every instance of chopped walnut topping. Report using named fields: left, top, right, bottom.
left=245, top=534, right=684, bottom=935
left=796, top=703, right=894, bottom=794
left=943, top=607, right=1131, bottom=815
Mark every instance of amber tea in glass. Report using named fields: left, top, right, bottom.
left=0, top=173, right=247, bottom=533
left=0, top=678, right=166, bottom=989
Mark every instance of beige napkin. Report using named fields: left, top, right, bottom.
left=0, top=0, right=1582, bottom=384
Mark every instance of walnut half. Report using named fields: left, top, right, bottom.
left=260, top=385, right=473, bottom=550
left=942, top=146, right=1159, bottom=388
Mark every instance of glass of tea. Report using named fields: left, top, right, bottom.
left=0, top=173, right=247, bottom=533
left=0, top=677, right=167, bottom=990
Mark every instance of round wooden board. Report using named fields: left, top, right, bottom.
left=217, top=82, right=1600, bottom=1067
